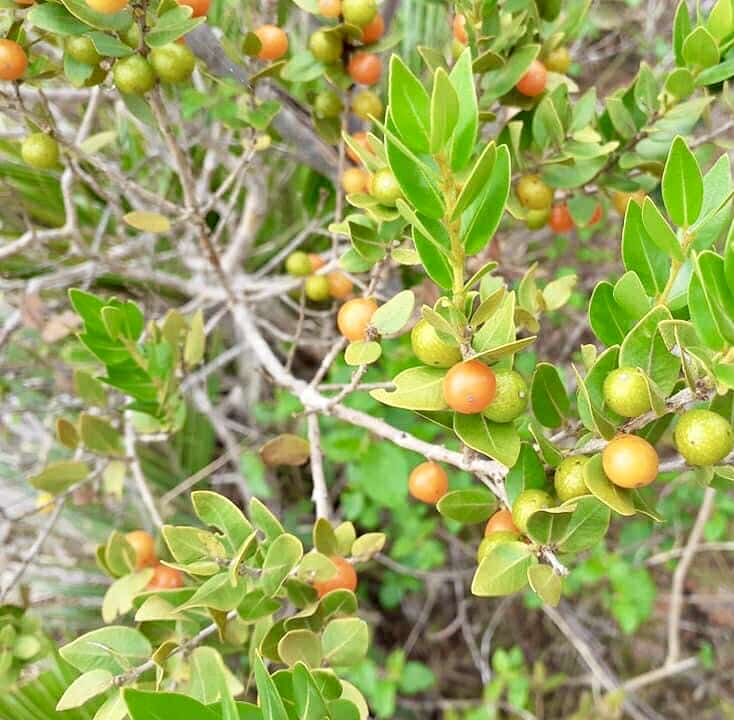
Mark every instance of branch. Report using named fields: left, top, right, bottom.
left=125, top=416, right=164, bottom=530
left=307, top=414, right=332, bottom=520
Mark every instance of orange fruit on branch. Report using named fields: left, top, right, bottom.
left=443, top=360, right=496, bottom=414
left=549, top=203, right=574, bottom=233
left=337, top=297, right=377, bottom=341
left=484, top=508, right=519, bottom=536
left=408, top=461, right=449, bottom=504
left=602, top=434, right=659, bottom=489
left=348, top=52, right=382, bottom=85
left=255, top=25, right=289, bottom=61
left=0, top=39, right=28, bottom=81
left=313, top=556, right=357, bottom=597
left=516, top=59, right=547, bottom=97
left=361, top=14, right=385, bottom=44
left=147, top=563, right=184, bottom=590
left=125, top=530, right=157, bottom=570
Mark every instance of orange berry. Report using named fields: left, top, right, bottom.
left=147, top=563, right=184, bottom=590
left=602, top=435, right=659, bottom=489
left=318, top=0, right=341, bottom=16
left=85, top=0, right=128, bottom=12
left=255, top=25, right=289, bottom=61
left=341, top=167, right=369, bottom=194
left=443, top=360, right=497, bottom=414
left=516, top=59, right=547, bottom=97
left=453, top=14, right=468, bottom=44
left=313, top=556, right=357, bottom=597
left=361, top=14, right=385, bottom=44
left=176, top=0, right=209, bottom=17
left=549, top=203, right=574, bottom=233
left=328, top=271, right=353, bottom=300
left=348, top=52, right=382, bottom=85
left=125, top=530, right=157, bottom=570
left=309, top=253, right=326, bottom=271
left=408, top=462, right=449, bottom=504
left=484, top=508, right=519, bottom=536
left=347, top=131, right=372, bottom=165
left=0, top=39, right=28, bottom=81
left=337, top=297, right=378, bottom=341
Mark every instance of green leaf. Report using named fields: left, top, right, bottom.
left=689, top=250, right=734, bottom=349
left=278, top=631, right=322, bottom=668
left=707, top=0, right=734, bottom=40
left=145, top=6, right=205, bottom=47
left=124, top=690, right=220, bottom=720
left=574, top=366, right=616, bottom=439
left=527, top=565, right=561, bottom=607
left=180, top=572, right=246, bottom=612
left=371, top=290, right=415, bottom=334
left=238, top=590, right=280, bottom=621
left=471, top=291, right=516, bottom=354
left=29, top=460, right=89, bottom=495
left=371, top=366, right=448, bottom=411
left=412, top=219, right=453, bottom=289
left=452, top=144, right=497, bottom=221
left=250, top=498, right=285, bottom=541
left=350, top=532, right=386, bottom=560
left=388, top=55, right=431, bottom=153
left=605, top=96, right=637, bottom=140
left=641, top=198, right=685, bottom=261
left=460, top=145, right=511, bottom=256
left=506, top=443, right=547, bottom=505
left=481, top=44, right=540, bottom=101
left=662, top=136, right=703, bottom=228
left=188, top=646, right=243, bottom=708
left=56, top=669, right=113, bottom=711
left=59, top=0, right=132, bottom=31
left=583, top=454, right=635, bottom=516
left=60, top=627, right=151, bottom=674
left=682, top=26, right=720, bottom=69
left=102, top=569, right=153, bottom=623
left=79, top=413, right=123, bottom=455
left=622, top=200, right=670, bottom=296
left=27, top=3, right=88, bottom=34
left=448, top=49, right=479, bottom=172
left=696, top=57, right=734, bottom=85
left=673, top=0, right=692, bottom=66
left=322, top=618, right=369, bottom=666
left=589, top=281, right=636, bottom=345
left=74, top=369, right=107, bottom=405
left=533, top=95, right=565, bottom=148
left=260, top=434, right=310, bottom=467
left=184, top=309, right=205, bottom=368
left=191, top=490, right=253, bottom=554
left=666, top=67, right=695, bottom=98
left=543, top=274, right=577, bottom=311
left=281, top=51, right=324, bottom=82
left=453, top=413, right=521, bottom=467
left=471, top=541, right=536, bottom=597
left=436, top=488, right=497, bottom=523
left=528, top=496, right=610, bottom=553
left=530, top=363, right=569, bottom=429
left=261, top=534, right=303, bottom=596
left=162, top=525, right=226, bottom=564
left=292, top=663, right=330, bottom=720
left=344, top=341, right=382, bottom=366
left=430, top=68, right=459, bottom=154
left=88, top=31, right=133, bottom=57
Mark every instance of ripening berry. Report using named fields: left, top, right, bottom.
left=516, top=60, right=547, bottom=97
left=443, top=360, right=497, bottom=414
left=309, top=254, right=326, bottom=271
left=147, top=563, right=184, bottom=590
left=602, top=434, right=659, bottom=489
left=545, top=46, right=571, bottom=73
left=612, top=190, right=645, bottom=215
left=0, top=39, right=28, bottom=81
left=588, top=203, right=603, bottom=226
left=113, top=54, right=156, bottom=95
left=314, top=89, right=344, bottom=118
left=341, top=167, right=369, bottom=194
left=328, top=271, right=353, bottom=300
left=348, top=52, right=382, bottom=85
left=453, top=14, right=468, bottom=44
left=337, top=297, right=378, bottom=341
left=285, top=251, right=313, bottom=277
left=410, top=319, right=462, bottom=368
left=313, top=556, right=357, bottom=597
left=304, top=275, right=331, bottom=302
left=408, top=461, right=449, bottom=504
left=255, top=25, right=289, bottom=61
left=352, top=89, right=383, bottom=120
left=309, top=29, right=344, bottom=63
left=177, top=0, right=209, bottom=16
left=347, top=131, right=372, bottom=165
left=602, top=367, right=651, bottom=418
left=512, top=489, right=552, bottom=534
left=125, top=530, right=157, bottom=570
left=484, top=508, right=519, bottom=536
left=517, top=174, right=553, bottom=210
left=370, top=168, right=402, bottom=206
left=477, top=531, right=519, bottom=562
left=342, top=0, right=377, bottom=27
left=21, top=133, right=59, bottom=170
left=554, top=456, right=589, bottom=502
left=549, top=203, right=574, bottom=233
left=361, top=14, right=385, bottom=44
left=318, top=0, right=341, bottom=17
left=85, top=0, right=128, bottom=12
left=673, top=409, right=734, bottom=466
left=482, top=369, right=528, bottom=423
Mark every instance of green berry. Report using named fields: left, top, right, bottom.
left=674, top=409, right=734, bottom=466
left=285, top=251, right=313, bottom=277
left=113, top=54, right=156, bottom=95
left=477, top=531, right=520, bottom=562
left=554, top=456, right=589, bottom=502
left=526, top=207, right=550, bottom=230
left=313, top=89, right=343, bottom=119
left=342, top=0, right=377, bottom=27
left=308, top=30, right=343, bottom=64
left=370, top=168, right=402, bottom=206
left=512, top=489, right=552, bottom=535
left=65, top=36, right=102, bottom=65
left=21, top=133, right=59, bottom=170
left=304, top=275, right=331, bottom=302
left=517, top=174, right=553, bottom=210
left=602, top=367, right=651, bottom=418
left=483, top=369, right=528, bottom=423
left=410, top=319, right=462, bottom=368
left=150, top=43, right=196, bottom=83
left=352, top=90, right=383, bottom=121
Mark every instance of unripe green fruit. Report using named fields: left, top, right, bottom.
left=121, top=23, right=142, bottom=49
left=517, top=174, right=553, bottom=210
left=554, top=456, right=589, bottom=502
left=526, top=207, right=550, bottom=229
left=410, top=319, right=462, bottom=368
left=308, top=30, right=343, bottom=64
left=304, top=275, right=331, bottom=302
left=21, top=133, right=60, bottom=170
left=483, top=369, right=528, bottom=423
left=673, top=409, right=734, bottom=466
left=477, top=531, right=520, bottom=562
left=150, top=43, right=196, bottom=83
left=113, top=54, right=156, bottom=95
left=352, top=89, right=383, bottom=121
left=65, top=36, right=102, bottom=65
left=512, top=489, right=552, bottom=535
left=537, top=0, right=561, bottom=21
left=313, top=89, right=343, bottom=119
left=370, top=168, right=402, bottom=206
left=285, top=251, right=313, bottom=277
left=602, top=367, right=651, bottom=418
left=342, top=0, right=377, bottom=27
left=545, top=46, right=571, bottom=74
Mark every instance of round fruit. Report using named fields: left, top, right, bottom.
left=309, top=254, right=326, bottom=271
left=482, top=369, right=528, bottom=423
left=314, top=89, right=343, bottom=118
left=147, top=563, right=184, bottom=590
left=549, top=203, right=574, bottom=233
left=125, top=530, right=157, bottom=569
left=113, top=54, right=156, bottom=94
left=517, top=174, right=553, bottom=210
left=150, top=43, right=195, bottom=83
left=255, top=25, right=288, bottom=61
left=318, top=0, right=341, bottom=17
left=309, top=29, right=343, bottom=63
left=602, top=367, right=651, bottom=417
left=477, top=531, right=519, bottom=562
left=526, top=208, right=550, bottom=229
left=361, top=14, right=385, bottom=44
left=612, top=190, right=645, bottom=215
left=313, top=556, right=357, bottom=597
left=516, top=60, right=547, bottom=97
left=121, top=23, right=142, bottom=49
left=588, top=204, right=603, bottom=226
left=554, top=456, right=589, bottom=502
left=86, top=0, right=127, bottom=12
left=602, top=434, right=659, bottom=489
left=285, top=251, right=312, bottom=277
left=0, top=39, right=28, bottom=81
left=348, top=52, right=382, bottom=85
left=443, top=360, right=497, bottom=414
left=337, top=297, right=378, bottom=341
left=177, top=0, right=209, bottom=16
left=352, top=89, right=383, bottom=120
left=347, top=131, right=371, bottom=164
left=537, top=0, right=561, bottom=21
left=408, top=461, right=449, bottom=504
left=512, top=489, right=552, bottom=535
left=342, top=0, right=377, bottom=27
left=370, top=168, right=402, bottom=206
left=453, top=14, right=468, bottom=43
left=328, top=271, right=353, bottom=300
left=341, top=167, right=369, bottom=194
left=484, top=508, right=519, bottom=536
left=305, top=274, right=331, bottom=302
left=673, top=409, right=734, bottom=466
left=545, top=46, right=571, bottom=73
left=65, top=36, right=102, bottom=65
left=410, top=319, right=462, bottom=368
left=21, top=133, right=59, bottom=170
